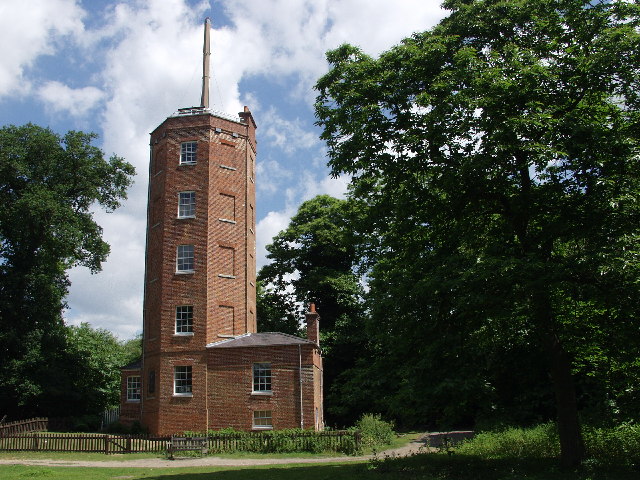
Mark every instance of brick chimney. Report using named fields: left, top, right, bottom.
left=306, top=303, right=320, bottom=346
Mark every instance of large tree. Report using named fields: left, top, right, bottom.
left=0, top=123, right=135, bottom=418
left=315, top=0, right=640, bottom=467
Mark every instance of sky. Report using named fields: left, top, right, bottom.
left=0, top=0, right=448, bottom=339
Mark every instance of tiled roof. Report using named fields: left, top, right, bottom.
left=206, top=332, right=315, bottom=349
left=121, top=357, right=142, bottom=370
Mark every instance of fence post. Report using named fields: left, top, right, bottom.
left=104, top=434, right=109, bottom=455
left=126, top=436, right=132, bottom=453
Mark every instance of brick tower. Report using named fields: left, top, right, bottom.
left=119, top=18, right=322, bottom=436
left=140, top=105, right=257, bottom=434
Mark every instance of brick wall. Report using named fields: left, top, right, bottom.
left=207, top=344, right=323, bottom=431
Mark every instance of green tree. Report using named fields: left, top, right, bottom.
left=0, top=123, right=135, bottom=418
left=315, top=0, right=640, bottom=466
left=63, top=323, right=130, bottom=415
left=256, top=281, right=301, bottom=336
left=258, top=195, right=367, bottom=425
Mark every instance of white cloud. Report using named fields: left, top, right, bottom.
left=261, top=107, right=319, bottom=154
left=256, top=209, right=296, bottom=269
left=37, top=81, right=105, bottom=117
left=0, top=0, right=85, bottom=97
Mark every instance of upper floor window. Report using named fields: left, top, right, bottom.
left=178, top=191, right=196, bottom=218
left=180, top=141, right=197, bottom=165
left=253, top=362, right=272, bottom=393
left=175, top=305, right=194, bottom=334
left=176, top=244, right=194, bottom=273
left=174, top=366, right=192, bottom=395
left=127, top=376, right=141, bottom=402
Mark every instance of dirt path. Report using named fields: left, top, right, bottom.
left=0, top=434, right=432, bottom=468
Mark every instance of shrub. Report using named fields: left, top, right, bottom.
left=356, top=413, right=395, bottom=449
left=583, top=423, right=640, bottom=467
left=456, top=423, right=559, bottom=459
left=182, top=428, right=359, bottom=455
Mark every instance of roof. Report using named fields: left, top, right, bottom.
left=121, top=358, right=142, bottom=370
left=206, top=332, right=316, bottom=349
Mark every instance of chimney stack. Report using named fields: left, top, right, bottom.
left=306, top=303, right=320, bottom=346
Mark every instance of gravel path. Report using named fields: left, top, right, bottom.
left=0, top=434, right=432, bottom=468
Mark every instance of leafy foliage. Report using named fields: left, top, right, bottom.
left=182, top=428, right=360, bottom=455
left=355, top=414, right=395, bottom=450
left=0, top=123, right=135, bottom=419
left=315, top=0, right=640, bottom=467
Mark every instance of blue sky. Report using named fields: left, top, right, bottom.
left=0, top=0, right=447, bottom=339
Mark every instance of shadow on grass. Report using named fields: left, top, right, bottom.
left=136, top=454, right=638, bottom=480
left=3, top=454, right=639, bottom=480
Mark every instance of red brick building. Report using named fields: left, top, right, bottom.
left=119, top=104, right=323, bottom=435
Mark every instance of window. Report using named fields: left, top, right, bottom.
left=175, top=305, right=193, bottom=334
left=148, top=370, right=155, bottom=395
left=127, top=376, right=141, bottom=402
left=178, top=192, right=195, bottom=218
left=174, top=366, right=192, bottom=395
left=180, top=141, right=197, bottom=164
left=176, top=244, right=194, bottom=272
left=253, top=363, right=271, bottom=393
left=253, top=410, right=272, bottom=429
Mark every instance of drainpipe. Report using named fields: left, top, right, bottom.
left=298, top=344, right=304, bottom=429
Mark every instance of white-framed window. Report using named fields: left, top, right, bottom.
left=175, top=305, right=193, bottom=334
left=176, top=244, right=194, bottom=273
left=252, top=363, right=272, bottom=393
left=174, top=366, right=192, bottom=395
left=180, top=141, right=197, bottom=165
left=127, top=376, right=141, bottom=402
left=178, top=191, right=196, bottom=218
left=253, top=410, right=272, bottom=429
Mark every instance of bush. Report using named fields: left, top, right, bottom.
left=456, top=423, right=559, bottom=459
left=583, top=423, right=640, bottom=467
left=356, top=413, right=395, bottom=449
left=182, top=428, right=359, bottom=455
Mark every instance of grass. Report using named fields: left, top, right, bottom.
left=1, top=454, right=639, bottom=480
left=2, top=425, right=639, bottom=479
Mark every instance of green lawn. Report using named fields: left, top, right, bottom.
left=1, top=453, right=639, bottom=480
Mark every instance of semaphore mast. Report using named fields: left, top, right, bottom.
left=200, top=17, right=211, bottom=108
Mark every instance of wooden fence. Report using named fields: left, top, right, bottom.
left=0, top=417, right=48, bottom=436
left=0, top=433, right=168, bottom=454
left=0, top=430, right=360, bottom=455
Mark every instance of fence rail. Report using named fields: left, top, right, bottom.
left=0, top=417, right=48, bottom=436
left=0, top=433, right=168, bottom=454
left=0, top=430, right=360, bottom=455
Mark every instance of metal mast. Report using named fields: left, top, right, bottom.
left=200, top=17, right=211, bottom=108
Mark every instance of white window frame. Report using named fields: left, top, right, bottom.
left=180, top=141, right=197, bottom=165
left=176, top=244, right=194, bottom=273
left=126, top=376, right=141, bottom=402
left=178, top=191, right=196, bottom=218
left=175, top=305, right=194, bottom=335
left=173, top=366, right=192, bottom=396
left=252, top=363, right=272, bottom=393
left=252, top=410, right=272, bottom=429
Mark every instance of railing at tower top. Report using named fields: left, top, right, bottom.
left=171, top=106, right=242, bottom=123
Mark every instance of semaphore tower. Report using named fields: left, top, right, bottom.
left=120, top=18, right=322, bottom=437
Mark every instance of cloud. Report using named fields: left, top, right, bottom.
left=37, top=81, right=105, bottom=117
left=256, top=209, right=296, bottom=269
left=0, top=0, right=85, bottom=97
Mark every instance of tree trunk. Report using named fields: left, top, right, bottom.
left=545, top=331, right=585, bottom=467
left=536, top=292, right=585, bottom=467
